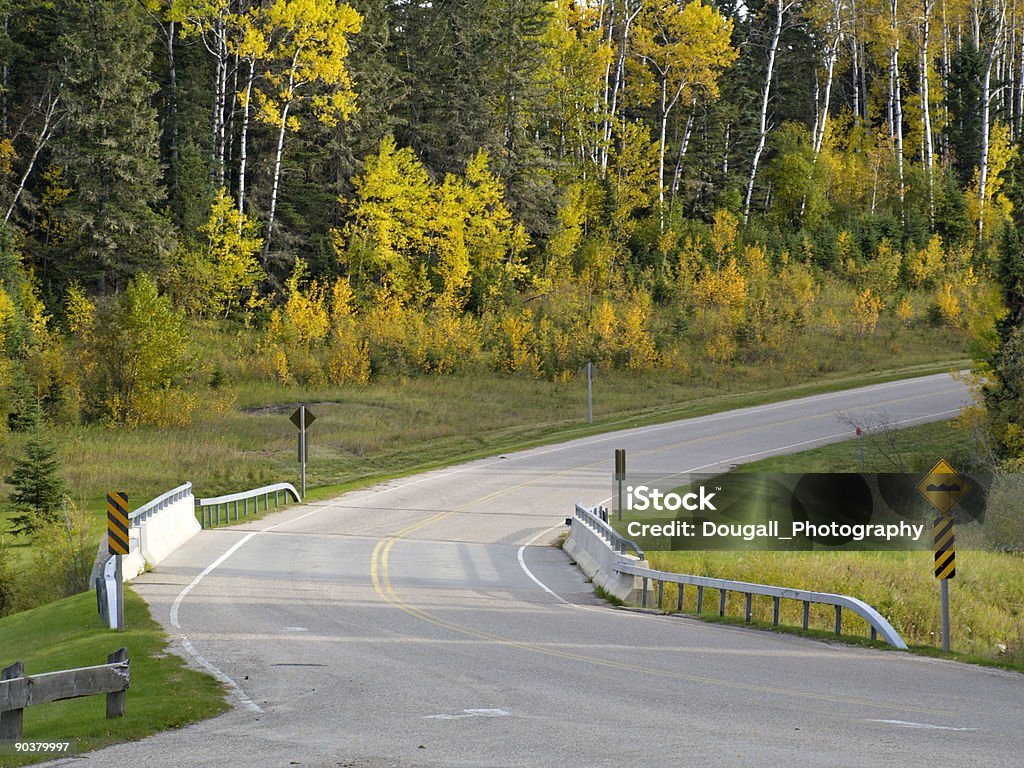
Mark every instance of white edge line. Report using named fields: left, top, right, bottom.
left=173, top=386, right=966, bottom=707
left=866, top=719, right=977, bottom=731
left=530, top=407, right=961, bottom=604
left=517, top=525, right=571, bottom=605
left=170, top=532, right=262, bottom=713
left=168, top=456, right=520, bottom=714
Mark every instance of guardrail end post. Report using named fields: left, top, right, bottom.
left=1, top=661, right=25, bottom=739
left=870, top=606, right=878, bottom=642
left=106, top=648, right=128, bottom=719
left=834, top=606, right=842, bottom=636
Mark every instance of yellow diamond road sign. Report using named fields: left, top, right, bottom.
left=916, top=459, right=970, bottom=515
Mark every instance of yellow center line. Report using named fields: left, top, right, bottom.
left=369, top=390, right=960, bottom=718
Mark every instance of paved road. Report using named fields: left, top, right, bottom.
left=50, top=373, right=1024, bottom=767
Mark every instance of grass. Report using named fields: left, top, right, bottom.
left=629, top=419, right=1024, bottom=668
left=0, top=357, right=968, bottom=566
left=0, top=588, right=229, bottom=766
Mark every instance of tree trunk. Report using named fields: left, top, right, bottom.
left=921, top=0, right=935, bottom=228
left=264, top=98, right=291, bottom=259
left=978, top=1, right=1008, bottom=242
left=670, top=98, right=697, bottom=212
left=890, top=0, right=905, bottom=222
left=237, top=58, right=256, bottom=227
left=4, top=91, right=61, bottom=225
left=744, top=0, right=786, bottom=223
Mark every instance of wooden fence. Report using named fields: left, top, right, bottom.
left=0, top=649, right=129, bottom=739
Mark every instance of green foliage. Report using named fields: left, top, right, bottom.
left=199, top=188, right=265, bottom=316
left=49, top=0, right=174, bottom=289
left=5, top=427, right=69, bottom=536
left=84, top=274, right=194, bottom=426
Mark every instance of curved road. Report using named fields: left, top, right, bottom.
left=54, top=373, right=1024, bottom=767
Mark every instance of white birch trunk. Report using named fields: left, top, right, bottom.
left=744, top=0, right=787, bottom=223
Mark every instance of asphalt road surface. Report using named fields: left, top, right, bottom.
left=47, top=372, right=1024, bottom=768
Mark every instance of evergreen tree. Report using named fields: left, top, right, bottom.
left=945, top=39, right=983, bottom=186
left=6, top=425, right=68, bottom=536
left=49, top=0, right=174, bottom=290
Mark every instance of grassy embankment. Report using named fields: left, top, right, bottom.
left=0, top=589, right=229, bottom=767
left=644, top=419, right=1024, bottom=669
left=1, top=352, right=966, bottom=569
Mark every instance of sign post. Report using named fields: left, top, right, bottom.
left=614, top=449, right=626, bottom=521
left=587, top=362, right=593, bottom=424
left=290, top=406, right=316, bottom=498
left=106, top=492, right=129, bottom=631
left=917, top=459, right=968, bottom=653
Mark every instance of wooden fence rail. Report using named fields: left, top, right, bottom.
left=0, top=648, right=129, bottom=739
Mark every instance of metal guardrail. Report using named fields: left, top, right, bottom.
left=196, top=482, right=301, bottom=528
left=616, top=562, right=908, bottom=649
left=129, top=482, right=193, bottom=524
left=574, top=503, right=645, bottom=559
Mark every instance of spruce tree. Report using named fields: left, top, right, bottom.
left=50, top=0, right=173, bottom=290
left=6, top=427, right=68, bottom=537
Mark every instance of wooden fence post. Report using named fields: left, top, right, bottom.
left=0, top=661, right=24, bottom=739
left=106, top=648, right=128, bottom=719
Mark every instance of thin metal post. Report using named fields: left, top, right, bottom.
left=696, top=585, right=704, bottom=613
left=834, top=606, right=842, bottom=635
left=300, top=406, right=307, bottom=498
left=677, top=584, right=684, bottom=612
left=802, top=600, right=810, bottom=630
left=114, top=555, right=125, bottom=632
left=642, top=578, right=649, bottom=608
left=773, top=596, right=781, bottom=626
left=745, top=593, right=752, bottom=622
left=587, top=362, right=593, bottom=424
left=657, top=581, right=664, bottom=609
left=719, top=589, right=727, bottom=617
left=940, top=579, right=951, bottom=652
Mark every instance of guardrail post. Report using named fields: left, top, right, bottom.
left=641, top=578, right=649, bottom=608
left=745, top=593, right=752, bottom=623
left=106, top=648, right=128, bottom=719
left=870, top=607, right=878, bottom=641
left=834, top=606, right=842, bottom=636
left=657, top=581, right=664, bottom=610
left=802, top=600, right=810, bottom=630
left=0, top=661, right=24, bottom=739
left=676, top=584, right=684, bottom=612
left=719, top=589, right=727, bottom=617
left=696, top=585, right=704, bottom=613
left=773, top=596, right=781, bottom=626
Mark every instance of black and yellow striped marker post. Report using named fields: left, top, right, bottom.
left=107, top=492, right=130, bottom=556
left=917, top=459, right=968, bottom=653
left=934, top=514, right=956, bottom=580
left=106, top=492, right=128, bottom=631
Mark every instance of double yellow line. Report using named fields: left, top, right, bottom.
left=367, top=477, right=951, bottom=717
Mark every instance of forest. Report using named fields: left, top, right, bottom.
left=0, top=0, right=1022, bottom=446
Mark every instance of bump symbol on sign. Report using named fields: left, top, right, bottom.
left=916, top=459, right=969, bottom=515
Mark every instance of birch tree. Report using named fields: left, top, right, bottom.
left=744, top=0, right=795, bottom=223
left=633, top=0, right=736, bottom=228
left=256, top=0, right=361, bottom=257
